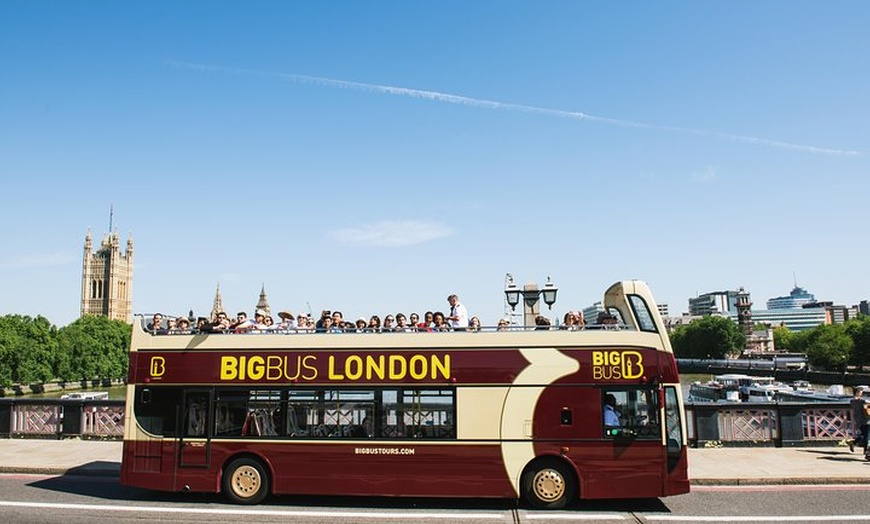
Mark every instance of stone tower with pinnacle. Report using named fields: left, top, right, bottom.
left=80, top=210, right=134, bottom=323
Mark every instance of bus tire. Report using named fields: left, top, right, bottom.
left=521, top=459, right=576, bottom=510
left=223, top=457, right=270, bottom=505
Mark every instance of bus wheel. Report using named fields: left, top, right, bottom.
left=223, top=457, right=269, bottom=505
left=521, top=459, right=576, bottom=510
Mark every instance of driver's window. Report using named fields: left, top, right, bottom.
left=601, top=388, right=662, bottom=439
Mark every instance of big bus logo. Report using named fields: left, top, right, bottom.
left=149, top=356, right=166, bottom=377
left=591, top=351, right=644, bottom=380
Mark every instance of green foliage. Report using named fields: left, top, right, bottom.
left=845, top=316, right=870, bottom=369
left=773, top=325, right=796, bottom=351
left=670, top=315, right=746, bottom=359
left=0, top=314, right=130, bottom=387
left=56, top=316, right=131, bottom=382
left=803, top=323, right=853, bottom=371
left=0, top=315, right=57, bottom=386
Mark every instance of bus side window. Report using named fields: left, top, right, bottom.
left=134, top=386, right=182, bottom=437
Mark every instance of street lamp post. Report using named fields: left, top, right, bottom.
left=504, top=275, right=558, bottom=327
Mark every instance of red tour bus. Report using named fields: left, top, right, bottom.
left=120, top=280, right=689, bottom=508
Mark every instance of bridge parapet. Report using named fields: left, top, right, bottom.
left=0, top=398, right=856, bottom=446
left=687, top=401, right=852, bottom=447
left=0, top=399, right=124, bottom=440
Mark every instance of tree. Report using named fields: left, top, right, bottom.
left=55, top=315, right=131, bottom=382
left=0, top=315, right=57, bottom=386
left=670, top=315, right=746, bottom=359
left=845, top=316, right=870, bottom=370
left=803, top=324, right=853, bottom=372
left=773, top=325, right=796, bottom=352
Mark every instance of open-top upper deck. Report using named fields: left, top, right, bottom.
left=130, top=280, right=673, bottom=354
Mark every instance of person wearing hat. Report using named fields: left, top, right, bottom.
left=174, top=316, right=191, bottom=334
left=355, top=317, right=367, bottom=333
left=276, top=310, right=296, bottom=331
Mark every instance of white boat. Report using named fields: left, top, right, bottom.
left=745, top=382, right=793, bottom=402
left=60, top=391, right=109, bottom=400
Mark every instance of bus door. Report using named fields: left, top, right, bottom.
left=178, top=389, right=212, bottom=471
left=597, top=386, right=664, bottom=498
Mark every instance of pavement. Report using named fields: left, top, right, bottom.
left=0, top=439, right=869, bottom=485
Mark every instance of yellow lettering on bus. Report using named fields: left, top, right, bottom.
left=389, top=355, right=407, bottom=379
left=247, top=356, right=265, bottom=380
left=366, top=355, right=385, bottom=380
left=266, top=356, right=283, bottom=380
left=431, top=354, right=450, bottom=380
left=328, top=355, right=344, bottom=380
left=301, top=355, right=318, bottom=380
left=345, top=355, right=363, bottom=380
left=220, top=356, right=238, bottom=380
left=409, top=355, right=427, bottom=380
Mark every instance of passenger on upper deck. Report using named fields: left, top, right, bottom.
left=229, top=311, right=251, bottom=332
left=383, top=315, right=395, bottom=332
left=469, top=316, right=481, bottom=332
left=432, top=311, right=450, bottom=332
left=147, top=313, right=165, bottom=334
left=277, top=311, right=296, bottom=331
left=395, top=313, right=412, bottom=332
left=331, top=311, right=345, bottom=332
left=316, top=310, right=331, bottom=331
left=590, top=311, right=619, bottom=330
left=367, top=315, right=382, bottom=333
left=202, top=311, right=231, bottom=333
left=535, top=315, right=551, bottom=330
left=354, top=317, right=367, bottom=333
left=173, top=316, right=191, bottom=334
left=318, top=316, right=342, bottom=333
left=296, top=314, right=312, bottom=332
left=561, top=311, right=584, bottom=330
left=497, top=318, right=510, bottom=331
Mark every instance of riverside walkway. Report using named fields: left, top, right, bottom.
left=0, top=439, right=868, bottom=485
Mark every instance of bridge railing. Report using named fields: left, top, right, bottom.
left=686, top=401, right=853, bottom=447
left=0, top=399, right=125, bottom=440
left=0, top=398, right=856, bottom=446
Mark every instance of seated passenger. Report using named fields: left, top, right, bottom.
left=367, top=315, right=382, bottom=333
left=230, top=311, right=253, bottom=332
left=276, top=311, right=296, bottom=331
left=201, top=311, right=231, bottom=333
left=173, top=316, right=192, bottom=334
left=535, top=315, right=551, bottom=330
left=395, top=313, right=412, bottom=332
left=432, top=311, right=449, bottom=331
left=147, top=313, right=165, bottom=334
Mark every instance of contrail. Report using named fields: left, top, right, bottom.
left=167, top=61, right=861, bottom=157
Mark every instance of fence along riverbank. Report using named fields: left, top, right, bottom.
left=678, top=358, right=870, bottom=389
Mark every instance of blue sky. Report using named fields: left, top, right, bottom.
left=1, top=2, right=867, bottom=327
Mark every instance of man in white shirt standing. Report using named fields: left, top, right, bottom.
left=446, top=294, right=469, bottom=330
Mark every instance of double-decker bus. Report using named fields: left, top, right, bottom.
left=120, top=280, right=689, bottom=508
